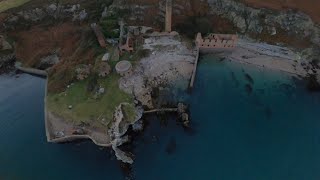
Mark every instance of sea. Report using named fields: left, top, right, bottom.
left=1, top=55, right=320, bottom=180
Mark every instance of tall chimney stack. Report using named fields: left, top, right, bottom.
left=165, top=0, right=172, bottom=32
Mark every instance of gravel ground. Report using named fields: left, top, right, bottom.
left=119, top=35, right=196, bottom=108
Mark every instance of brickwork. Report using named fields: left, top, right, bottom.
left=195, top=33, right=238, bottom=49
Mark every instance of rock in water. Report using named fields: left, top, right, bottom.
left=265, top=106, right=272, bottom=120
left=177, top=102, right=187, bottom=114
left=181, top=113, right=190, bottom=127
left=165, top=137, right=176, bottom=155
left=113, top=146, right=133, bottom=164
left=244, top=73, right=254, bottom=84
left=305, top=74, right=320, bottom=92
left=231, top=71, right=239, bottom=87
left=132, top=120, right=143, bottom=132
left=245, top=84, right=253, bottom=95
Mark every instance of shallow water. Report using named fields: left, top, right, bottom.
left=1, top=55, right=320, bottom=180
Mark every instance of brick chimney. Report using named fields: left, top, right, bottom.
left=165, top=0, right=172, bottom=32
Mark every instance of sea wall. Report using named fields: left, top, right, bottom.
left=16, top=66, right=47, bottom=77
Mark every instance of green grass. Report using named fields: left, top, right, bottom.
left=0, top=0, right=31, bottom=13
left=47, top=73, right=134, bottom=129
left=100, top=18, right=119, bottom=38
left=122, top=103, right=136, bottom=123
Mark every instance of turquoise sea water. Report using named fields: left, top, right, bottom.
left=1, top=55, right=320, bottom=180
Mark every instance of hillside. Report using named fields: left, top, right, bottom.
left=244, top=0, right=320, bottom=24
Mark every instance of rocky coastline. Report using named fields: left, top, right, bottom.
left=1, top=0, right=320, bottom=167
left=44, top=33, right=194, bottom=164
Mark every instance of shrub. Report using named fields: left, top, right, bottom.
left=87, top=73, right=98, bottom=92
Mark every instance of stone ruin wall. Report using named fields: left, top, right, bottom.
left=196, top=33, right=238, bottom=49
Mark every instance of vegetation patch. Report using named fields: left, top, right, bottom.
left=0, top=0, right=30, bottom=13
left=122, top=103, right=136, bottom=123
left=47, top=73, right=134, bottom=129
left=100, top=17, right=119, bottom=38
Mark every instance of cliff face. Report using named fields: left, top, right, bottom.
left=207, top=0, right=319, bottom=45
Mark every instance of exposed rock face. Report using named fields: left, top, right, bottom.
left=109, top=103, right=144, bottom=164
left=38, top=54, right=59, bottom=70
left=207, top=0, right=320, bottom=45
left=2, top=3, right=85, bottom=28
left=0, top=35, right=12, bottom=50
left=0, top=54, right=15, bottom=74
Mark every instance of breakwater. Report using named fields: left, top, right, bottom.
left=16, top=66, right=47, bottom=77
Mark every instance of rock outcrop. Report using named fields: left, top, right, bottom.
left=206, top=0, right=320, bottom=45
left=109, top=103, right=143, bottom=164
left=0, top=53, right=15, bottom=74
left=2, top=3, right=86, bottom=29
left=38, top=54, right=60, bottom=70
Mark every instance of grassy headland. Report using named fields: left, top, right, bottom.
left=47, top=73, right=134, bottom=129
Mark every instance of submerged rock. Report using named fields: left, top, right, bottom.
left=165, top=137, right=176, bottom=155
left=119, top=162, right=134, bottom=180
left=305, top=74, right=320, bottom=92
left=244, top=73, right=254, bottom=84
left=132, top=120, right=143, bottom=132
left=279, top=83, right=295, bottom=95
left=231, top=71, right=239, bottom=87
left=256, top=89, right=265, bottom=95
left=177, top=102, right=187, bottom=114
left=245, top=84, right=253, bottom=94
left=265, top=106, right=272, bottom=120
left=181, top=113, right=190, bottom=127
left=113, top=146, right=133, bottom=164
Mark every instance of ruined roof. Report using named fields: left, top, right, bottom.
left=115, top=60, right=132, bottom=74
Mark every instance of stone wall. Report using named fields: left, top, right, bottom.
left=196, top=33, right=238, bottom=49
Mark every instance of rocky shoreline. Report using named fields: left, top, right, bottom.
left=44, top=33, right=194, bottom=164
left=227, top=38, right=313, bottom=77
left=1, top=0, right=320, bottom=167
left=2, top=30, right=319, bottom=165
left=33, top=33, right=320, bottom=165
left=0, top=53, right=15, bottom=74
